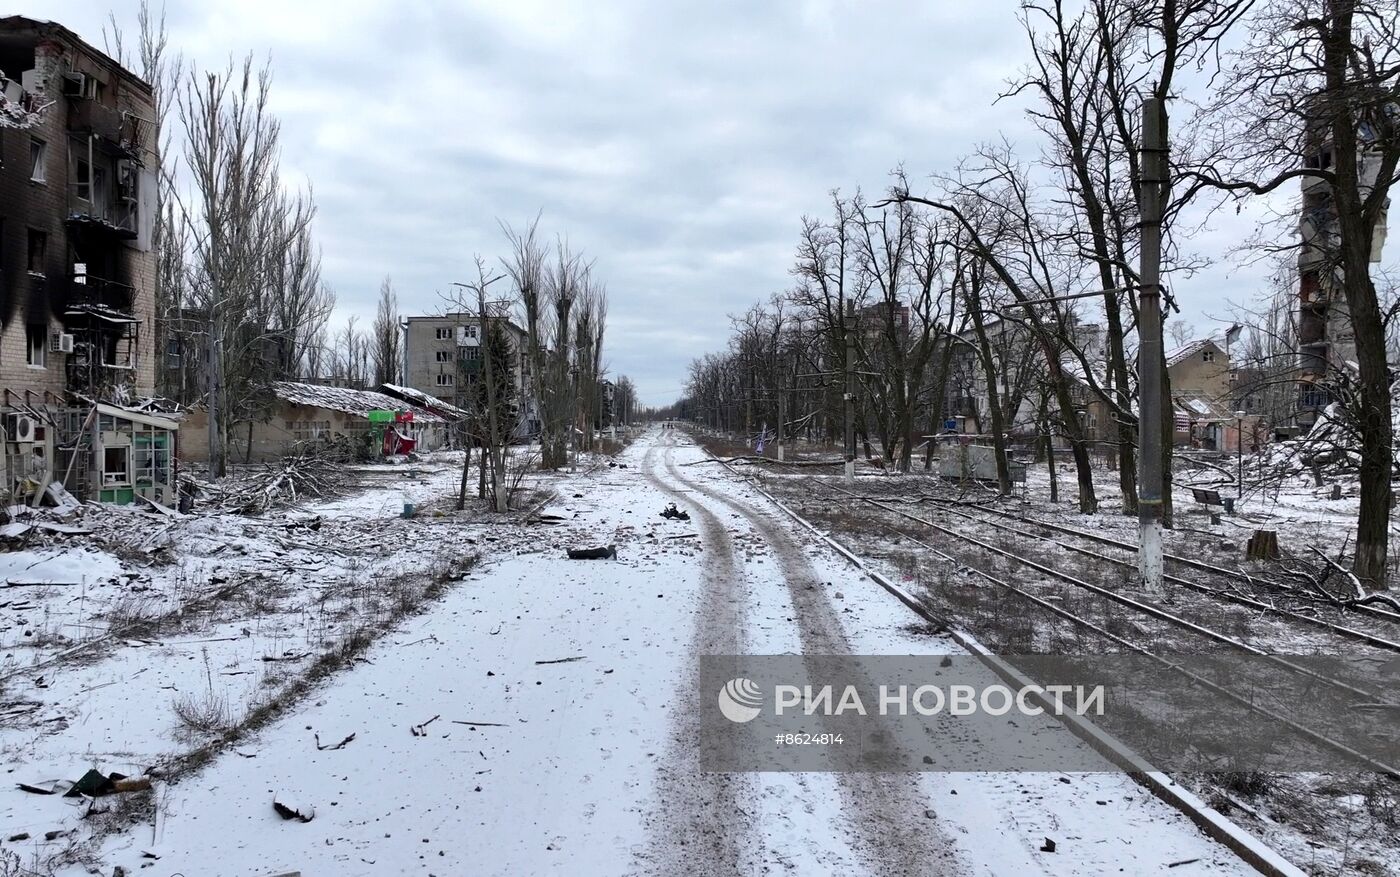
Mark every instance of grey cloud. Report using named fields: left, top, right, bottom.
left=28, top=1, right=1267, bottom=404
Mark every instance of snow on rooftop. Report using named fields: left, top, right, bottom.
left=1165, top=336, right=1222, bottom=367
left=272, top=381, right=445, bottom=423
left=379, top=383, right=468, bottom=420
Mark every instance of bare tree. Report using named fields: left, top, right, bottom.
left=177, top=56, right=311, bottom=475
left=446, top=258, right=511, bottom=512
left=372, top=276, right=401, bottom=386
left=1185, top=0, right=1400, bottom=586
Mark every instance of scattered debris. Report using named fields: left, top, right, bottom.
left=452, top=720, right=506, bottom=727
left=1168, top=859, right=1201, bottom=869
left=18, top=769, right=149, bottom=798
left=659, top=503, right=690, bottom=521
left=1039, top=837, right=1056, bottom=853
left=272, top=793, right=315, bottom=823
left=566, top=545, right=617, bottom=560
left=535, top=656, right=585, bottom=665
left=314, top=732, right=356, bottom=751
left=411, top=715, right=442, bottom=737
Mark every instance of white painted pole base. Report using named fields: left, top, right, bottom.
left=845, top=460, right=856, bottom=480
left=1139, top=518, right=1164, bottom=595
left=777, top=444, right=785, bottom=463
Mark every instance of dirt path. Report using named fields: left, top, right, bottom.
left=631, top=440, right=754, bottom=875
left=659, top=433, right=965, bottom=877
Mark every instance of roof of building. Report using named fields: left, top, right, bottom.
left=1165, top=337, right=1223, bottom=367
left=1173, top=395, right=1234, bottom=422
left=96, top=402, right=178, bottom=431
left=378, top=383, right=468, bottom=420
left=403, top=313, right=527, bottom=336
left=271, top=382, right=445, bottom=423
left=0, top=16, right=152, bottom=93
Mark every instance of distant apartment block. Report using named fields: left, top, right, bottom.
left=401, top=313, right=538, bottom=436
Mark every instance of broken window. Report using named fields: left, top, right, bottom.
left=435, top=327, right=453, bottom=340
left=26, top=229, right=45, bottom=273
left=1202, top=350, right=1215, bottom=363
left=76, top=156, right=91, bottom=201
left=93, top=166, right=108, bottom=209
left=436, top=373, right=454, bottom=387
left=435, top=350, right=452, bottom=362
left=102, top=446, right=130, bottom=486
left=26, top=324, right=45, bottom=367
left=29, top=137, right=45, bottom=181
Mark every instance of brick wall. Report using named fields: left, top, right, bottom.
left=0, top=25, right=157, bottom=403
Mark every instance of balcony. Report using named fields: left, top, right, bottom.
left=67, top=273, right=135, bottom=313
left=65, top=198, right=139, bottom=240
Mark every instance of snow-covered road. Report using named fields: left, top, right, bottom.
left=78, top=429, right=1263, bottom=876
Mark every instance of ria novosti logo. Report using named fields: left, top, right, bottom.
left=718, top=678, right=763, bottom=723
left=716, top=678, right=1107, bottom=722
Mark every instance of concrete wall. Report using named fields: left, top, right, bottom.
left=180, top=404, right=446, bottom=464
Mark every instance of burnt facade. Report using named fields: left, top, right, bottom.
left=1295, top=115, right=1389, bottom=426
left=0, top=18, right=172, bottom=507
left=0, top=16, right=157, bottom=406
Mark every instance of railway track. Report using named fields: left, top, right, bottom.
left=722, top=468, right=1400, bottom=779
left=824, top=483, right=1400, bottom=654
left=944, top=495, right=1400, bottom=627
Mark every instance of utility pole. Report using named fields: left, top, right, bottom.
left=844, top=300, right=856, bottom=481
left=777, top=360, right=786, bottom=464
left=478, top=288, right=507, bottom=513
left=569, top=364, right=579, bottom=473
left=207, top=307, right=224, bottom=478
left=1137, top=97, right=1167, bottom=594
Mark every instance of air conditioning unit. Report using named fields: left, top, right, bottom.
left=61, top=72, right=97, bottom=99
left=59, top=333, right=75, bottom=354
left=6, top=414, right=37, bottom=444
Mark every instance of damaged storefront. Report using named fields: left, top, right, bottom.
left=3, top=401, right=176, bottom=510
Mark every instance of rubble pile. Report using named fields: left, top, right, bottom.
left=1259, top=401, right=1400, bottom=486
left=183, top=446, right=356, bottom=515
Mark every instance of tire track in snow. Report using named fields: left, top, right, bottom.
left=629, top=436, right=754, bottom=876
left=662, top=440, right=965, bottom=877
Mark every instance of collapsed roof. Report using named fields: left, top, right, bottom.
left=271, top=382, right=445, bottom=424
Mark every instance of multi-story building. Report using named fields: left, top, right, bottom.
left=0, top=17, right=174, bottom=505
left=1, top=17, right=157, bottom=401
left=401, top=313, right=538, bottom=437
left=1295, top=116, right=1389, bottom=425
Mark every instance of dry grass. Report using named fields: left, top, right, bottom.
left=171, top=648, right=233, bottom=737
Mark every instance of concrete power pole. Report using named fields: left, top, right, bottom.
left=844, top=300, right=856, bottom=481
left=207, top=307, right=224, bottom=478
left=1137, top=97, right=1167, bottom=594
left=478, top=290, right=507, bottom=513
left=777, top=360, right=786, bottom=464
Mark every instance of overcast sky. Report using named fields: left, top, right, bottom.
left=32, top=1, right=1280, bottom=405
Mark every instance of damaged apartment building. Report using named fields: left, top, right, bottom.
left=0, top=17, right=174, bottom=506
left=1294, top=113, right=1390, bottom=430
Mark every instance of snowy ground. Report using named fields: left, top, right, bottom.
left=0, top=429, right=1278, bottom=875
